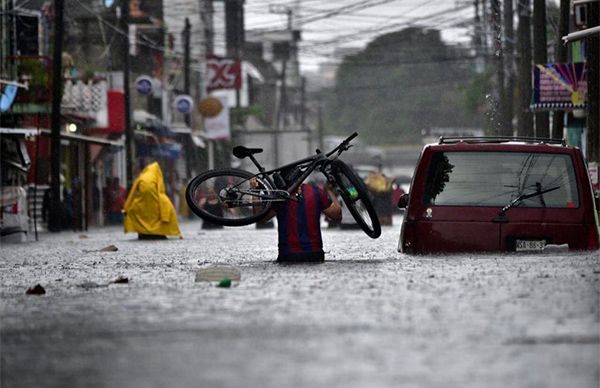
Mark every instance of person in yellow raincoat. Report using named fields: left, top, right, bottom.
left=123, top=162, right=182, bottom=239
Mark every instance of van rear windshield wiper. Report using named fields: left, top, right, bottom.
left=499, top=185, right=560, bottom=216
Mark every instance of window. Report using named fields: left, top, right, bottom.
left=423, top=152, right=579, bottom=208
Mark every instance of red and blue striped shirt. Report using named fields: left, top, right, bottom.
left=275, top=183, right=332, bottom=260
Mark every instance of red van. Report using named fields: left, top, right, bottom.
left=397, top=137, right=600, bottom=254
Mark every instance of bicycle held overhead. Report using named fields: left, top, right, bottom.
left=186, top=132, right=381, bottom=239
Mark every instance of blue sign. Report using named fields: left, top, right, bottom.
left=135, top=76, right=153, bottom=96
left=174, top=95, right=193, bottom=114
left=1, top=84, right=18, bottom=112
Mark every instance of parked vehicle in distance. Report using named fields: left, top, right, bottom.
left=397, top=137, right=600, bottom=254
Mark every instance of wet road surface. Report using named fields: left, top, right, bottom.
left=1, top=216, right=599, bottom=388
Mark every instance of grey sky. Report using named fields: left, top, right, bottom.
left=241, top=0, right=475, bottom=71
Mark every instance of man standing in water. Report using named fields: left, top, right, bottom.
left=255, top=180, right=342, bottom=263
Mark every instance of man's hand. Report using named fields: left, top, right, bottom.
left=249, top=177, right=259, bottom=189
left=326, top=183, right=340, bottom=204
left=324, top=183, right=342, bottom=221
left=249, top=177, right=276, bottom=222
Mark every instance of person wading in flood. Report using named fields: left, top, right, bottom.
left=252, top=178, right=342, bottom=264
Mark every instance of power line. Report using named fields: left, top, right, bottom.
left=298, top=5, right=472, bottom=53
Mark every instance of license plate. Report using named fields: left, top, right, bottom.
left=515, top=239, right=546, bottom=252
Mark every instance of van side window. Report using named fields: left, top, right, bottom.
left=423, top=151, right=579, bottom=208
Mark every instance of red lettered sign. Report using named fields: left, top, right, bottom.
left=207, top=56, right=241, bottom=91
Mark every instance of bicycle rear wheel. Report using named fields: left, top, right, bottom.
left=186, top=168, right=273, bottom=227
left=331, top=160, right=381, bottom=238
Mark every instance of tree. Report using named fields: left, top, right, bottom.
left=326, top=27, right=482, bottom=144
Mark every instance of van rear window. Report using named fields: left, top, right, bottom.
left=423, top=152, right=579, bottom=208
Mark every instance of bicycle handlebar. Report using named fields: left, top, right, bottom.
left=346, top=132, right=358, bottom=142
left=326, top=132, right=358, bottom=157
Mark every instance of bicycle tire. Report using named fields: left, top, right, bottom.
left=331, top=160, right=381, bottom=238
left=186, top=168, right=273, bottom=227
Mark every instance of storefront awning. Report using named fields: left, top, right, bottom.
left=170, top=123, right=192, bottom=134
left=0, top=127, right=39, bottom=136
left=169, top=123, right=206, bottom=148
left=562, top=25, right=600, bottom=44
left=39, top=129, right=124, bottom=147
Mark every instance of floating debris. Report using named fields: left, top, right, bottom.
left=195, top=265, right=241, bottom=282
left=26, top=284, right=45, bottom=295
left=111, top=276, right=129, bottom=284
left=77, top=281, right=108, bottom=290
left=83, top=245, right=118, bottom=253
left=217, top=278, right=232, bottom=288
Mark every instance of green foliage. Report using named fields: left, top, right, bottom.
left=17, top=59, right=48, bottom=87
left=464, top=68, right=493, bottom=116
left=230, top=104, right=265, bottom=126
left=325, top=27, right=484, bottom=145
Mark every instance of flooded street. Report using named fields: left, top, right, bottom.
left=1, top=216, right=599, bottom=388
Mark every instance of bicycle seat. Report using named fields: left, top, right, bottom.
left=233, top=146, right=263, bottom=159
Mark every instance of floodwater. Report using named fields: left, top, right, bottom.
left=1, top=216, right=599, bottom=388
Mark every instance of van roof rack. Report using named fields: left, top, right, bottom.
left=438, top=136, right=566, bottom=146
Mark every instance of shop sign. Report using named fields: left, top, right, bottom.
left=135, top=75, right=153, bottom=96
left=174, top=95, right=193, bottom=114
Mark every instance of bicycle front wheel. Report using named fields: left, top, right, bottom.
left=186, top=168, right=273, bottom=227
left=331, top=160, right=381, bottom=238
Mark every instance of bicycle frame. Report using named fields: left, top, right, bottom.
left=239, top=132, right=357, bottom=202
left=185, top=131, right=380, bottom=236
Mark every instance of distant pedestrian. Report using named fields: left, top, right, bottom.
left=123, top=162, right=182, bottom=239
left=364, top=170, right=393, bottom=226
left=177, top=178, right=192, bottom=219
left=199, top=187, right=224, bottom=229
left=102, top=177, right=112, bottom=223
left=108, top=178, right=126, bottom=225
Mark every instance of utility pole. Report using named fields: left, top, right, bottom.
left=225, top=0, right=243, bottom=110
left=552, top=0, right=570, bottom=137
left=49, top=0, right=64, bottom=232
left=225, top=0, right=244, bottom=168
left=491, top=0, right=505, bottom=135
left=269, top=4, right=293, bottom=167
left=317, top=93, right=324, bottom=152
left=274, top=60, right=287, bottom=167
left=533, top=0, right=549, bottom=137
left=183, top=18, right=191, bottom=112
left=503, top=0, right=515, bottom=135
left=587, top=1, right=599, bottom=163
left=517, top=0, right=534, bottom=137
left=300, top=76, right=306, bottom=132
left=120, top=0, right=133, bottom=188
left=183, top=17, right=192, bottom=178
left=473, top=0, right=485, bottom=70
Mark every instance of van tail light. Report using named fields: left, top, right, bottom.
left=587, top=226, right=599, bottom=251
